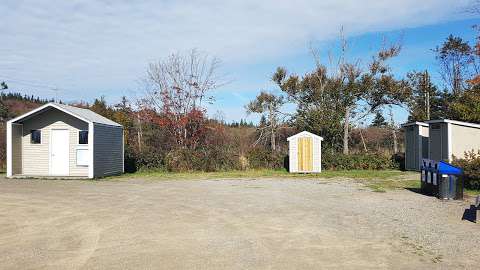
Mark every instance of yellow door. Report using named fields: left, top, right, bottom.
left=297, top=137, right=313, bottom=172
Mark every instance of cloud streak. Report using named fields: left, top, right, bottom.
left=0, top=0, right=474, bottom=102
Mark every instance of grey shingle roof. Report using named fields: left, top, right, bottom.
left=54, top=103, right=122, bottom=127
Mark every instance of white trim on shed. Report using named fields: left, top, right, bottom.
left=6, top=103, right=123, bottom=179
left=401, top=122, right=429, bottom=128
left=287, top=131, right=324, bottom=142
left=288, top=131, right=323, bottom=173
left=426, top=119, right=480, bottom=129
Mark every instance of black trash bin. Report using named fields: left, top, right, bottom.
left=437, top=161, right=463, bottom=200
left=421, top=159, right=463, bottom=200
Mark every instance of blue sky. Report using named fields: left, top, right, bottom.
left=0, top=0, right=478, bottom=124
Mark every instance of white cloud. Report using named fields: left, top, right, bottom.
left=0, top=0, right=474, bottom=102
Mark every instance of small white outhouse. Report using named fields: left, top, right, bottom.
left=287, top=131, right=323, bottom=173
left=6, top=103, right=124, bottom=179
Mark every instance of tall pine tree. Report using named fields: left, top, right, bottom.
left=370, top=111, right=387, bottom=127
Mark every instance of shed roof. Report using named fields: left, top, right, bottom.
left=426, top=119, right=480, bottom=129
left=8, top=102, right=122, bottom=127
left=401, top=121, right=429, bottom=128
left=287, top=131, right=324, bottom=141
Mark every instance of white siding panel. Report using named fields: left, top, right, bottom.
left=451, top=124, right=480, bottom=160
left=312, top=137, right=318, bottom=172
left=313, top=136, right=321, bottom=172
left=21, top=108, right=89, bottom=177
left=289, top=140, right=298, bottom=173
left=93, top=124, right=123, bottom=177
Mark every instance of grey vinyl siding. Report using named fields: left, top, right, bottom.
left=404, top=124, right=430, bottom=171
left=441, top=124, right=449, bottom=161
left=404, top=125, right=418, bottom=171
left=429, top=123, right=449, bottom=162
left=451, top=124, right=480, bottom=159
left=420, top=126, right=429, bottom=161
left=93, top=124, right=123, bottom=177
left=429, top=124, right=441, bottom=161
left=20, top=108, right=89, bottom=177
left=12, top=124, right=22, bottom=174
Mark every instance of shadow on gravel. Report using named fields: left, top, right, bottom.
left=404, top=187, right=436, bottom=198
left=462, top=205, right=477, bottom=223
left=405, top=187, right=479, bottom=223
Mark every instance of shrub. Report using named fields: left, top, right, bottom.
left=136, top=149, right=165, bottom=170
left=200, top=146, right=240, bottom=172
left=164, top=147, right=240, bottom=172
left=246, top=148, right=285, bottom=169
left=391, top=152, right=405, bottom=171
left=164, top=149, right=199, bottom=172
left=124, top=148, right=138, bottom=173
left=452, top=151, right=480, bottom=190
left=198, top=125, right=241, bottom=171
left=322, top=152, right=395, bottom=170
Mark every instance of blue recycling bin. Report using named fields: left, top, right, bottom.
left=421, top=159, right=463, bottom=200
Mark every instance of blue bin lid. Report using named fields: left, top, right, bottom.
left=438, top=161, right=463, bottom=175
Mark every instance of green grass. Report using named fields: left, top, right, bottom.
left=363, top=179, right=420, bottom=193
left=465, top=189, right=480, bottom=196
left=108, top=169, right=480, bottom=196
left=109, top=168, right=417, bottom=181
left=107, top=168, right=426, bottom=193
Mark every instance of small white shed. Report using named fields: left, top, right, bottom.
left=6, top=103, right=124, bottom=179
left=287, top=131, right=323, bottom=173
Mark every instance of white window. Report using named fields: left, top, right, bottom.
left=76, top=147, right=89, bottom=166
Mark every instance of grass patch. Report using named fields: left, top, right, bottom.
left=363, top=179, right=420, bottom=193
left=108, top=169, right=421, bottom=194
left=465, top=189, right=480, bottom=196
left=108, top=168, right=417, bottom=182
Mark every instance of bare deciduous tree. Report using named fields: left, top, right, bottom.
left=145, top=49, right=221, bottom=112
left=143, top=49, right=223, bottom=148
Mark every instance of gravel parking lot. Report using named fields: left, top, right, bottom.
left=0, top=177, right=478, bottom=269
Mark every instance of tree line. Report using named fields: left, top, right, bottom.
left=0, top=24, right=479, bottom=173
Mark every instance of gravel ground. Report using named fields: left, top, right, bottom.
left=0, top=177, right=478, bottom=269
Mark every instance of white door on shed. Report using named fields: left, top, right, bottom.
left=50, top=129, right=69, bottom=175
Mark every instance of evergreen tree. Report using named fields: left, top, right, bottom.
left=0, top=81, right=7, bottom=90
left=406, top=70, right=449, bottom=121
left=370, top=111, right=387, bottom=127
left=0, top=82, right=9, bottom=120
left=449, top=85, right=480, bottom=123
left=90, top=96, right=113, bottom=118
